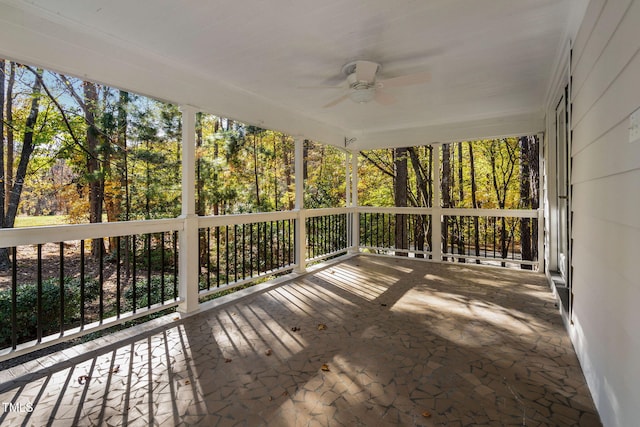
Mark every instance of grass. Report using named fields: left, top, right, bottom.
left=13, top=214, right=111, bottom=228
left=14, top=215, right=70, bottom=227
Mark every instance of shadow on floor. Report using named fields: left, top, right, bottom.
left=0, top=256, right=601, bottom=426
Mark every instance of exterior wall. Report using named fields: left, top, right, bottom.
left=564, top=1, right=640, bottom=426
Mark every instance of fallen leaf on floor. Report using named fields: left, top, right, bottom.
left=317, top=323, right=327, bottom=331
left=321, top=364, right=330, bottom=372
left=109, top=365, right=120, bottom=374
left=422, top=411, right=431, bottom=418
left=282, top=390, right=289, bottom=396
left=78, top=375, right=90, bottom=385
left=225, top=358, right=233, bottom=363
left=291, top=326, right=300, bottom=332
left=185, top=380, right=190, bottom=385
left=173, top=316, right=180, bottom=321
left=268, top=396, right=273, bottom=401
left=265, top=349, right=272, bottom=356
left=380, top=303, right=387, bottom=307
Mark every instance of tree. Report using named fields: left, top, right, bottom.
left=1, top=60, right=5, bottom=229
left=487, top=139, right=518, bottom=264
left=0, top=67, right=43, bottom=269
left=83, top=81, right=105, bottom=255
left=441, top=143, right=451, bottom=256
left=468, top=142, right=481, bottom=263
left=2, top=61, right=16, bottom=218
left=408, top=146, right=430, bottom=257
left=519, top=135, right=539, bottom=269
left=394, top=147, right=408, bottom=256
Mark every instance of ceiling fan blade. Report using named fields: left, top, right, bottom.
left=374, top=90, right=396, bottom=106
left=355, top=60, right=379, bottom=82
left=297, top=85, right=344, bottom=89
left=323, top=94, right=350, bottom=108
left=379, top=71, right=431, bottom=88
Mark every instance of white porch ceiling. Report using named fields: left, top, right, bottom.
left=0, top=0, right=582, bottom=150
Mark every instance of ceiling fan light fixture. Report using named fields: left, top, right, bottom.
left=349, top=87, right=375, bottom=104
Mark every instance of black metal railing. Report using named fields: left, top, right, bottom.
left=442, top=215, right=538, bottom=268
left=198, top=219, right=295, bottom=292
left=0, top=231, right=179, bottom=352
left=305, top=213, right=349, bottom=261
left=359, top=212, right=432, bottom=258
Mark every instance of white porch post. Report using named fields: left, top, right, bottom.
left=294, top=138, right=306, bottom=273
left=350, top=151, right=360, bottom=253
left=178, top=105, right=200, bottom=314
left=345, top=150, right=351, bottom=208
left=431, top=144, right=442, bottom=261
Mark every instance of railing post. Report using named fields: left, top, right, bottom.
left=350, top=151, right=360, bottom=253
left=294, top=138, right=306, bottom=273
left=432, top=144, right=442, bottom=261
left=178, top=105, right=200, bottom=314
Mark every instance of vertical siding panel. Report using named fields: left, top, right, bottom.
left=572, top=0, right=607, bottom=72
left=572, top=0, right=632, bottom=100
left=572, top=0, right=638, bottom=124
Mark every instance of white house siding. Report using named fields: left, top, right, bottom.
left=568, top=0, right=640, bottom=425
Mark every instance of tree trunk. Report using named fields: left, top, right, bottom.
left=468, top=142, right=481, bottom=263
left=302, top=140, right=309, bottom=181
left=489, top=139, right=517, bottom=265
left=0, top=60, right=5, bottom=228
left=519, top=136, right=532, bottom=269
left=1, top=67, right=43, bottom=268
left=283, top=136, right=294, bottom=210
left=4, top=69, right=42, bottom=227
left=394, top=147, right=408, bottom=256
left=441, top=143, right=451, bottom=257
left=408, top=147, right=429, bottom=258
left=4, top=62, right=15, bottom=217
left=0, top=66, right=39, bottom=271
left=196, top=112, right=204, bottom=216
left=117, top=90, right=131, bottom=276
left=253, top=133, right=261, bottom=207
left=457, top=142, right=464, bottom=203
left=273, top=135, right=279, bottom=210
left=530, top=135, right=540, bottom=261
left=84, top=81, right=104, bottom=257
left=456, top=143, right=465, bottom=262
left=213, top=124, right=220, bottom=215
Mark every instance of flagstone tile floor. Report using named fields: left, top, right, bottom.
left=0, top=255, right=601, bottom=426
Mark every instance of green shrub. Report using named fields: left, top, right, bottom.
left=0, top=277, right=99, bottom=348
left=124, top=275, right=176, bottom=311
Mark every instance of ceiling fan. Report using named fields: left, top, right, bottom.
left=316, top=60, right=431, bottom=108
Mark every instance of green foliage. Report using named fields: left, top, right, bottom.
left=304, top=141, right=346, bottom=209
left=124, top=275, right=176, bottom=311
left=0, top=277, right=99, bottom=348
left=359, top=138, right=535, bottom=210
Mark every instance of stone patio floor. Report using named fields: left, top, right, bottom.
left=0, top=255, right=601, bottom=426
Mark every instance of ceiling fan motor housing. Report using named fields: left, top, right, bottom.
left=347, top=72, right=376, bottom=90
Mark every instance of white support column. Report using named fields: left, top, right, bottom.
left=431, top=144, right=442, bottom=261
left=345, top=150, right=351, bottom=207
left=350, top=151, right=360, bottom=253
left=178, top=105, right=200, bottom=314
left=294, top=138, right=306, bottom=273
